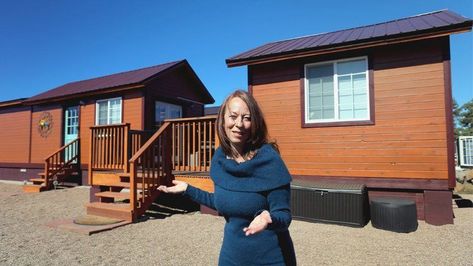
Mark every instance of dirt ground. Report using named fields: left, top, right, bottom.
left=455, top=168, right=473, bottom=194
left=0, top=181, right=472, bottom=266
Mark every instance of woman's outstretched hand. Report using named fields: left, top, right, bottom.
left=243, top=210, right=272, bottom=236
left=158, top=180, right=188, bottom=194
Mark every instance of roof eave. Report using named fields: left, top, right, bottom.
left=226, top=22, right=472, bottom=67
left=23, top=83, right=145, bottom=105
left=0, top=98, right=28, bottom=108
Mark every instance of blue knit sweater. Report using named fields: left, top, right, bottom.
left=183, top=144, right=296, bottom=265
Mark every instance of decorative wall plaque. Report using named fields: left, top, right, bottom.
left=38, top=112, right=53, bottom=138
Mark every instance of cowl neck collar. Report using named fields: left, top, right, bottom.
left=210, top=144, right=292, bottom=192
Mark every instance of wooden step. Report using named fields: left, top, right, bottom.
left=95, top=191, right=131, bottom=200
left=86, top=202, right=133, bottom=221
left=92, top=181, right=146, bottom=189
left=92, top=172, right=126, bottom=186
left=30, top=178, right=46, bottom=184
left=23, top=184, right=46, bottom=193
left=93, top=181, right=132, bottom=188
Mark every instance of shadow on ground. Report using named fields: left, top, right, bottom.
left=139, top=193, right=200, bottom=221
left=453, top=194, right=473, bottom=208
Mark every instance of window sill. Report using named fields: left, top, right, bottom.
left=302, top=119, right=374, bottom=128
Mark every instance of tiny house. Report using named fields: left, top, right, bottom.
left=0, top=60, right=214, bottom=191
left=225, top=10, right=472, bottom=225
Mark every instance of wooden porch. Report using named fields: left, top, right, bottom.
left=86, top=116, right=218, bottom=222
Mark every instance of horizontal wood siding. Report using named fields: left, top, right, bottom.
left=250, top=38, right=449, bottom=182
left=0, top=107, right=31, bottom=162
left=146, top=64, right=208, bottom=104
left=123, top=91, right=144, bottom=130
left=79, top=100, right=95, bottom=165
left=30, top=106, right=63, bottom=163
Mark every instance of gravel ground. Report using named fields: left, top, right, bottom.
left=0, top=182, right=472, bottom=266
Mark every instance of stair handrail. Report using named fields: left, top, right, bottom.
left=44, top=138, right=80, bottom=188
left=129, top=122, right=172, bottom=219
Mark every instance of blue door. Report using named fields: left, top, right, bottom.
left=64, top=106, right=79, bottom=161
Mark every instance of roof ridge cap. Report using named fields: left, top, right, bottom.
left=62, top=60, right=185, bottom=86
left=262, top=9, right=453, bottom=45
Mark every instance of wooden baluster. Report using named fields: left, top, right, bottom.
left=164, top=127, right=173, bottom=186
left=172, top=123, right=175, bottom=171
left=124, top=124, right=130, bottom=173
left=203, top=121, right=207, bottom=172
left=191, top=122, right=195, bottom=171
left=198, top=121, right=201, bottom=172
left=151, top=135, right=155, bottom=189
left=88, top=129, right=94, bottom=185
left=98, top=128, right=101, bottom=168
left=208, top=121, right=213, bottom=171
left=186, top=122, right=190, bottom=171
left=176, top=122, right=182, bottom=171
left=130, top=161, right=137, bottom=217
left=114, top=127, right=118, bottom=169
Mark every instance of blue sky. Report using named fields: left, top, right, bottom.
left=0, top=0, right=471, bottom=106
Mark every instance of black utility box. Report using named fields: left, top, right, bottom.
left=291, top=180, right=369, bottom=227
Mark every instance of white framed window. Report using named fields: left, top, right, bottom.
left=305, top=56, right=370, bottom=124
left=459, top=136, right=473, bottom=167
left=96, top=97, right=122, bottom=125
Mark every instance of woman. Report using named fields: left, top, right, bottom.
left=158, top=90, right=296, bottom=265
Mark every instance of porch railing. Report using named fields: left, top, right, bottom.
left=167, top=115, right=218, bottom=172
left=88, top=124, right=157, bottom=184
left=129, top=122, right=172, bottom=214
left=89, top=124, right=130, bottom=175
left=44, top=138, right=80, bottom=187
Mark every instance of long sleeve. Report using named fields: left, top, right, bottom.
left=266, top=184, right=292, bottom=232
left=183, top=185, right=216, bottom=210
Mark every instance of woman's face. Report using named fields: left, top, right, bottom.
left=224, top=97, right=252, bottom=153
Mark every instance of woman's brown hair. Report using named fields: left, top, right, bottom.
left=216, top=90, right=277, bottom=158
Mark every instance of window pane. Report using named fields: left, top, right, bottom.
left=97, top=101, right=108, bottom=125
left=97, top=99, right=121, bottom=125
left=110, top=108, right=121, bottom=124
left=337, top=67, right=368, bottom=120
left=156, top=106, right=166, bottom=122
left=155, top=101, right=182, bottom=122
left=338, top=59, right=366, bottom=75
left=308, top=64, right=334, bottom=120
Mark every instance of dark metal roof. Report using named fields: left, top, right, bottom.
left=226, top=10, right=472, bottom=66
left=25, top=60, right=189, bottom=103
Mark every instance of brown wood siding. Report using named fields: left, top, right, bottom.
left=0, top=107, right=31, bottom=162
left=79, top=100, right=95, bottom=165
left=145, top=65, right=208, bottom=104
left=123, top=91, right=144, bottom=130
left=250, top=38, right=449, bottom=183
left=30, top=105, right=63, bottom=163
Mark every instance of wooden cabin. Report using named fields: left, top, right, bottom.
left=225, top=10, right=472, bottom=225
left=0, top=60, right=214, bottom=192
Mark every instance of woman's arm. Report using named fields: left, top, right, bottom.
left=158, top=180, right=216, bottom=210
left=265, top=184, right=292, bottom=232
left=183, top=184, right=216, bottom=210
left=243, top=184, right=292, bottom=236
